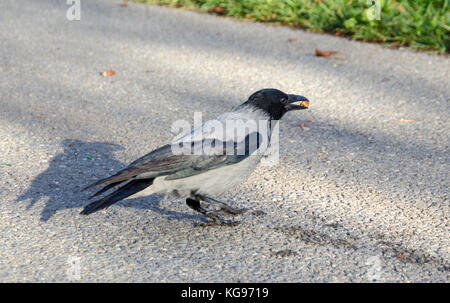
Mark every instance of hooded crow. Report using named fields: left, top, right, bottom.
left=81, top=88, right=309, bottom=226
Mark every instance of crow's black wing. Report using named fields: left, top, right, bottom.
left=82, top=132, right=263, bottom=192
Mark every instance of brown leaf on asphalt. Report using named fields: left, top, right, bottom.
left=120, top=1, right=128, bottom=7
left=288, top=37, right=298, bottom=42
left=212, top=7, right=226, bottom=15
left=101, top=69, right=116, bottom=77
left=315, top=48, right=339, bottom=57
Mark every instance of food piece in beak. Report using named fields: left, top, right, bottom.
left=286, top=94, right=310, bottom=111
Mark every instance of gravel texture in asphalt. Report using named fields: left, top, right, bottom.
left=0, top=0, right=449, bottom=282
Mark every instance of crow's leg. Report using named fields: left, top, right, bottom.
left=199, top=196, right=248, bottom=215
left=186, top=198, right=240, bottom=227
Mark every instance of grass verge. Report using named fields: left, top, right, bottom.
left=134, top=0, right=449, bottom=53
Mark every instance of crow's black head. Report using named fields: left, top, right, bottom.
left=243, top=88, right=309, bottom=120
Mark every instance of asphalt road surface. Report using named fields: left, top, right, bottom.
left=0, top=0, right=448, bottom=282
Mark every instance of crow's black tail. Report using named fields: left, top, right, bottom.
left=80, top=179, right=154, bottom=215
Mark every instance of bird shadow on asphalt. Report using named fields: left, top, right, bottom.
left=16, top=139, right=202, bottom=222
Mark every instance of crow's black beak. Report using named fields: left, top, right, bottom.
left=285, top=94, right=309, bottom=111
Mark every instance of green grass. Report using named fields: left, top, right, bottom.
left=134, top=0, right=450, bottom=53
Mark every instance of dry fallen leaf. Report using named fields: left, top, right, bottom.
left=120, top=1, right=128, bottom=7
left=288, top=37, right=298, bottom=42
left=101, top=69, right=116, bottom=77
left=212, top=7, right=225, bottom=15
left=315, top=48, right=339, bottom=57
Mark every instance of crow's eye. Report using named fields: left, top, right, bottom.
left=280, top=97, right=288, bottom=105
